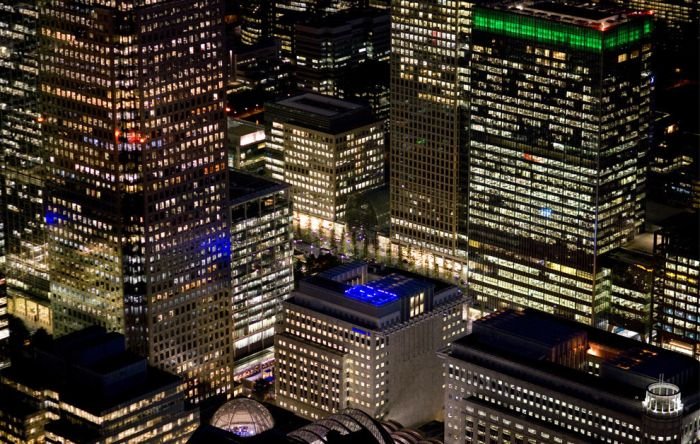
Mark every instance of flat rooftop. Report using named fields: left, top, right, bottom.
left=266, top=93, right=376, bottom=134
left=229, top=169, right=289, bottom=204
left=275, top=93, right=364, bottom=118
left=227, top=118, right=264, bottom=137
left=475, top=309, right=584, bottom=349
left=512, top=1, right=646, bottom=27
left=291, top=263, right=461, bottom=329
left=474, top=1, right=653, bottom=52
left=449, top=310, right=700, bottom=409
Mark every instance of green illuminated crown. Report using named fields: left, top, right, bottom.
left=473, top=7, right=652, bottom=52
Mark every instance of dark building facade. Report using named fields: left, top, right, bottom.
left=653, top=212, right=700, bottom=361
left=40, top=0, right=233, bottom=402
left=294, top=9, right=390, bottom=96
left=0, top=0, right=51, bottom=332
left=0, top=326, right=198, bottom=442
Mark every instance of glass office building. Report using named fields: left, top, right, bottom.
left=40, top=0, right=233, bottom=402
left=0, top=0, right=51, bottom=332
left=466, top=2, right=653, bottom=327
left=389, top=0, right=470, bottom=270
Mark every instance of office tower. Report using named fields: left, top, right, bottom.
left=241, top=0, right=276, bottom=46
left=228, top=170, right=293, bottom=391
left=275, top=0, right=360, bottom=16
left=611, top=0, right=698, bottom=57
left=600, top=239, right=655, bottom=340
left=227, top=40, right=292, bottom=99
left=0, top=326, right=199, bottom=443
left=276, top=262, right=466, bottom=424
left=40, top=0, right=232, bottom=402
left=341, top=60, right=391, bottom=123
left=295, top=9, right=390, bottom=96
left=0, top=386, right=45, bottom=443
left=441, top=309, right=700, bottom=444
left=227, top=119, right=267, bottom=174
left=389, top=0, right=469, bottom=275
left=653, top=212, right=700, bottom=360
left=648, top=112, right=699, bottom=210
left=0, top=0, right=51, bottom=333
left=467, top=2, right=653, bottom=327
left=266, top=94, right=384, bottom=231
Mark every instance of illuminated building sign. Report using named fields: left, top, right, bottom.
left=344, top=284, right=399, bottom=306
left=473, top=7, right=652, bottom=52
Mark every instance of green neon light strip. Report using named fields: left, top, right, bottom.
left=473, top=8, right=652, bottom=53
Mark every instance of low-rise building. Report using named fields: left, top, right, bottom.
left=275, top=262, right=467, bottom=425
left=653, top=212, right=700, bottom=360
left=0, top=326, right=198, bottom=443
left=227, top=119, right=267, bottom=175
left=441, top=309, right=700, bottom=444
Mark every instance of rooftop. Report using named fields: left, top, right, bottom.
left=229, top=169, right=289, bottom=204
left=290, top=263, right=461, bottom=329
left=275, top=93, right=364, bottom=118
left=266, top=93, right=376, bottom=134
left=448, top=310, right=700, bottom=411
left=1, top=326, right=182, bottom=415
left=474, top=1, right=653, bottom=52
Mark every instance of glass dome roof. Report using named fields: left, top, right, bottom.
left=210, top=398, right=274, bottom=437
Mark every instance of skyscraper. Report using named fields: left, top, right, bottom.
left=228, top=170, right=294, bottom=392
left=0, top=0, right=51, bottom=332
left=40, top=0, right=232, bottom=402
left=389, top=0, right=469, bottom=274
left=466, top=2, right=653, bottom=326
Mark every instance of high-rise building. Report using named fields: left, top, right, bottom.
left=227, top=119, right=267, bottom=174
left=466, top=2, right=653, bottom=327
left=40, top=0, right=232, bottom=402
left=266, top=93, right=384, bottom=231
left=611, top=0, right=698, bottom=58
left=648, top=112, right=698, bottom=210
left=228, top=170, right=294, bottom=391
left=294, top=9, right=390, bottom=96
left=0, top=326, right=199, bottom=443
left=275, top=262, right=466, bottom=425
left=0, top=0, right=51, bottom=333
left=441, top=309, right=700, bottom=444
left=653, top=212, right=700, bottom=360
left=241, top=0, right=276, bottom=46
left=389, top=0, right=469, bottom=273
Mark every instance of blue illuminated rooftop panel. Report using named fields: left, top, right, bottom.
left=344, top=284, right=399, bottom=306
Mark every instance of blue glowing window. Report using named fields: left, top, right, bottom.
left=200, top=235, right=231, bottom=257
left=45, top=211, right=64, bottom=226
left=344, top=285, right=399, bottom=306
left=540, top=207, right=552, bottom=218
left=352, top=327, right=370, bottom=336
